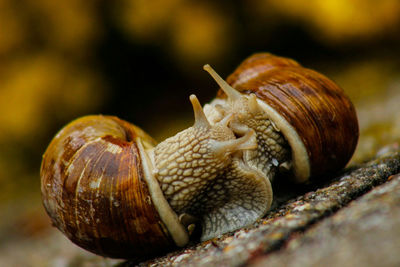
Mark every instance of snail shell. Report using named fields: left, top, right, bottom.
left=40, top=115, right=188, bottom=259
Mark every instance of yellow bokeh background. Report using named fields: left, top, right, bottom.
left=255, top=0, right=400, bottom=43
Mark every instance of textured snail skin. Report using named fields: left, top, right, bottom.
left=151, top=95, right=266, bottom=241
left=213, top=53, right=359, bottom=181
left=40, top=115, right=177, bottom=259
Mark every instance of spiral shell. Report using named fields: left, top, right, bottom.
left=40, top=115, right=188, bottom=259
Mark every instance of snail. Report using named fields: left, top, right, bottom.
left=40, top=53, right=359, bottom=260
left=203, top=53, right=359, bottom=183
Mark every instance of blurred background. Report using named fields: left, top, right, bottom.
left=0, top=0, right=399, bottom=265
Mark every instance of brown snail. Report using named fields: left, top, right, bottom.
left=204, top=53, right=359, bottom=182
left=40, top=53, right=358, bottom=260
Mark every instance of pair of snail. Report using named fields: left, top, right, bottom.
left=40, top=53, right=359, bottom=259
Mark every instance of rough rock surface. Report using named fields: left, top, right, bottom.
left=250, top=173, right=400, bottom=267
left=117, top=151, right=400, bottom=267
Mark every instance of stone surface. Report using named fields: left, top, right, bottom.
left=249, top=173, right=400, bottom=267
left=0, top=228, right=120, bottom=267
left=117, top=151, right=400, bottom=267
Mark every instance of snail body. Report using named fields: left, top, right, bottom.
left=41, top=53, right=359, bottom=259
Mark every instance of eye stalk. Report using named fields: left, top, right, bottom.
left=190, top=94, right=211, bottom=128
left=204, top=64, right=241, bottom=102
